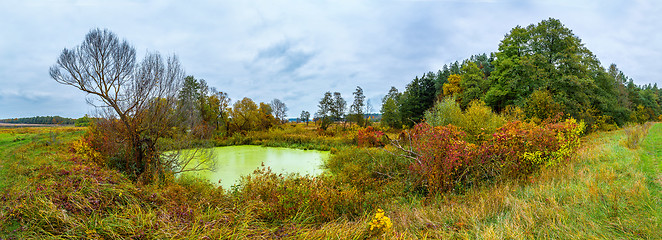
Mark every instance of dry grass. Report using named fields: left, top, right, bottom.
left=1, top=124, right=660, bottom=239
left=371, top=125, right=661, bottom=239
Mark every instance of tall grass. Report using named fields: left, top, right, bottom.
left=1, top=124, right=660, bottom=238
left=376, top=124, right=661, bottom=238
left=621, top=122, right=653, bottom=149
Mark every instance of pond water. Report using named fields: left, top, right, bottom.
left=180, top=145, right=329, bottom=189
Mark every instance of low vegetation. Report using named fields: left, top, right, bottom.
left=1, top=120, right=660, bottom=238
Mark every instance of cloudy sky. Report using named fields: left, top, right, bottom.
left=1, top=0, right=660, bottom=119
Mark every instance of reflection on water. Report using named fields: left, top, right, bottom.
left=180, top=145, right=329, bottom=189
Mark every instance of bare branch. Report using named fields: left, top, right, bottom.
left=51, top=28, right=189, bottom=181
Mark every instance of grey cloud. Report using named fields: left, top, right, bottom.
left=0, top=0, right=660, bottom=119
left=251, top=40, right=316, bottom=74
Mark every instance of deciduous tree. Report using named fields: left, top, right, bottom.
left=300, top=110, right=310, bottom=125
left=380, top=87, right=401, bottom=129
left=50, top=29, right=212, bottom=181
left=270, top=98, right=288, bottom=123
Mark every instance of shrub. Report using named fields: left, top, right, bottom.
left=402, top=118, right=584, bottom=195
left=408, top=123, right=475, bottom=193
left=367, top=208, right=393, bottom=237
left=71, top=137, right=103, bottom=166
left=487, top=118, right=584, bottom=178
left=325, top=147, right=410, bottom=190
left=523, top=89, right=564, bottom=121
left=462, top=100, right=505, bottom=142
left=425, top=97, right=463, bottom=128
left=425, top=98, right=505, bottom=143
left=357, top=126, right=385, bottom=148
left=501, top=105, right=524, bottom=121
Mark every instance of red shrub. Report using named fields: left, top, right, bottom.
left=357, top=126, right=385, bottom=148
left=403, top=119, right=583, bottom=195
left=408, top=123, right=475, bottom=193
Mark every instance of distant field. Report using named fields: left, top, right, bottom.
left=0, top=123, right=68, bottom=128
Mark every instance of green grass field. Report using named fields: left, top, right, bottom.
left=0, top=124, right=660, bottom=239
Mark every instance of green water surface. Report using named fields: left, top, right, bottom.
left=181, top=145, right=329, bottom=189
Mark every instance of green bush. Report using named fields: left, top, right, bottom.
left=425, top=98, right=505, bottom=143
left=462, top=100, right=506, bottom=142
left=425, top=97, right=463, bottom=128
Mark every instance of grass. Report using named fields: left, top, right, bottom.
left=621, top=122, right=654, bottom=149
left=0, top=123, right=660, bottom=239
left=375, top=123, right=662, bottom=238
left=0, top=127, right=84, bottom=191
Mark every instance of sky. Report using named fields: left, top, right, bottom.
left=1, top=0, right=660, bottom=119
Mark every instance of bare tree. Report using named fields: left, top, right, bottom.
left=50, top=29, right=213, bottom=181
left=270, top=98, right=288, bottom=123
left=365, top=99, right=373, bottom=127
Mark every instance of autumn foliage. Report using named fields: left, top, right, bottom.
left=404, top=118, right=584, bottom=194
left=357, top=126, right=385, bottom=148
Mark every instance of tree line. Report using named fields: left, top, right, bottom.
left=313, top=86, right=375, bottom=130
left=174, top=75, right=289, bottom=139
left=380, top=18, right=661, bottom=131
left=0, top=116, right=75, bottom=125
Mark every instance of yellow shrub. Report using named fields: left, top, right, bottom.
left=368, top=208, right=393, bottom=236
left=72, top=138, right=103, bottom=165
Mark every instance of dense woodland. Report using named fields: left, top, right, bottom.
left=381, top=18, right=661, bottom=131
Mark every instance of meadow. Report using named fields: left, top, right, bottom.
left=0, top=122, right=660, bottom=239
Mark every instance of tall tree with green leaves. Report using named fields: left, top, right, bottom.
left=348, top=86, right=365, bottom=126
left=317, top=91, right=334, bottom=130
left=399, top=73, right=436, bottom=126
left=459, top=61, right=488, bottom=109
left=485, top=18, right=603, bottom=121
left=381, top=86, right=401, bottom=129
left=331, top=92, right=346, bottom=122
left=178, top=76, right=202, bottom=129
left=300, top=110, right=310, bottom=125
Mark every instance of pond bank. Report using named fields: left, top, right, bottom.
left=180, top=145, right=329, bottom=189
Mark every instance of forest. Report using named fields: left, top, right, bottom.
left=0, top=18, right=660, bottom=239
left=382, top=18, right=661, bottom=131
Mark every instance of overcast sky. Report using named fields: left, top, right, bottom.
left=1, top=0, right=660, bottom=119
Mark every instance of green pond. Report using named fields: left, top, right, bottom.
left=180, top=146, right=329, bottom=189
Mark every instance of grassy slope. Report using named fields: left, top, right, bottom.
left=376, top=124, right=662, bottom=239
left=0, top=128, right=83, bottom=191
left=0, top=124, right=660, bottom=239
